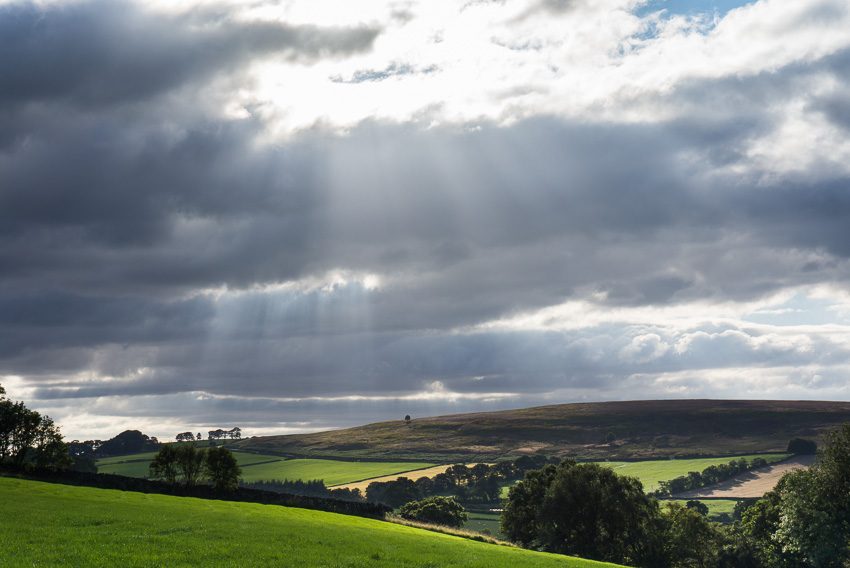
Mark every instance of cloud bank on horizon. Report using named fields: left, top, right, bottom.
left=2, top=0, right=850, bottom=440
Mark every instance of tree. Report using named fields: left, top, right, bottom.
left=366, top=477, right=421, bottom=508
left=97, top=430, right=158, bottom=456
left=31, top=415, right=72, bottom=471
left=0, top=384, right=69, bottom=471
left=664, top=502, right=722, bottom=568
left=176, top=432, right=194, bottom=442
left=445, top=464, right=471, bottom=485
left=502, top=459, right=663, bottom=566
left=149, top=444, right=180, bottom=485
left=500, top=463, right=560, bottom=548
left=469, top=463, right=490, bottom=483
left=399, top=496, right=468, bottom=527
left=175, top=443, right=206, bottom=487
left=686, top=500, right=709, bottom=516
left=742, top=423, right=850, bottom=568
left=204, top=446, right=242, bottom=491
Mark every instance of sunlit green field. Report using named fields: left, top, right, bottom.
left=0, top=477, right=617, bottom=568
left=602, top=454, right=788, bottom=492
left=500, top=454, right=789, bottom=497
left=97, top=451, right=435, bottom=486
left=666, top=499, right=738, bottom=521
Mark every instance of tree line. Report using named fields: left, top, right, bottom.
left=653, top=456, right=768, bottom=496
left=148, top=443, right=242, bottom=491
left=366, top=454, right=560, bottom=508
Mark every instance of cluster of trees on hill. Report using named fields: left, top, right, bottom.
left=654, top=456, right=768, bottom=496
left=207, top=427, right=241, bottom=441
left=366, top=454, right=559, bottom=507
left=69, top=430, right=160, bottom=458
left=149, top=444, right=242, bottom=491
left=0, top=383, right=70, bottom=472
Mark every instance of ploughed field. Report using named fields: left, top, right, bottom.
left=673, top=455, right=816, bottom=499
left=0, top=477, right=617, bottom=568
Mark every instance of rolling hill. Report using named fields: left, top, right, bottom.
left=235, top=399, right=850, bottom=462
left=0, top=477, right=614, bottom=568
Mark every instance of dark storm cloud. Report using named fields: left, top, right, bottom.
left=0, top=1, right=379, bottom=106
left=3, top=0, right=850, bottom=438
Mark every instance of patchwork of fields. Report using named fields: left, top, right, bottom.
left=601, top=453, right=789, bottom=493
left=0, top=477, right=614, bottom=568
left=96, top=449, right=435, bottom=486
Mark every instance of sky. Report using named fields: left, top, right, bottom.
left=2, top=0, right=850, bottom=442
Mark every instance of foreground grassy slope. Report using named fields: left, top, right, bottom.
left=236, top=399, right=850, bottom=461
left=0, top=477, right=615, bottom=568
left=97, top=452, right=434, bottom=485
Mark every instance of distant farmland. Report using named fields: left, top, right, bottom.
left=96, top=450, right=435, bottom=486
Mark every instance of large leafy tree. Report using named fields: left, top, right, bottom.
left=149, top=443, right=180, bottom=485
left=174, top=443, right=206, bottom=487
left=500, top=462, right=560, bottom=547
left=0, top=383, right=70, bottom=471
left=743, top=423, right=850, bottom=568
left=204, top=446, right=242, bottom=491
left=663, top=502, right=722, bottom=568
left=502, top=459, right=664, bottom=566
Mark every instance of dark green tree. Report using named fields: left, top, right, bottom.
left=685, top=500, right=709, bottom=516
left=500, top=463, right=560, bottom=547
left=399, top=496, right=468, bottom=527
left=664, top=502, right=722, bottom=568
left=537, top=463, right=661, bottom=564
left=502, top=459, right=665, bottom=566
left=366, top=476, right=421, bottom=507
left=742, top=424, right=850, bottom=568
left=175, top=443, right=206, bottom=487
left=204, top=446, right=242, bottom=491
left=149, top=444, right=180, bottom=485
left=0, top=384, right=69, bottom=471
left=97, top=430, right=159, bottom=456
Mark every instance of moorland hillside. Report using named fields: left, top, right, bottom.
left=236, top=399, right=850, bottom=462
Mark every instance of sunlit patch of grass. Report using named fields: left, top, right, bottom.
left=600, top=454, right=789, bottom=492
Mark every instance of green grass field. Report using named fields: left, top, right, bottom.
left=97, top=451, right=435, bottom=486
left=665, top=499, right=738, bottom=521
left=0, top=477, right=617, bottom=568
left=601, top=454, right=788, bottom=492
left=499, top=454, right=789, bottom=497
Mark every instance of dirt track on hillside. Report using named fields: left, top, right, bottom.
left=674, top=455, right=816, bottom=499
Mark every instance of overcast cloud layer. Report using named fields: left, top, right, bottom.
left=2, top=0, right=850, bottom=441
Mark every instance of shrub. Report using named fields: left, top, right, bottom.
left=398, top=496, right=468, bottom=528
